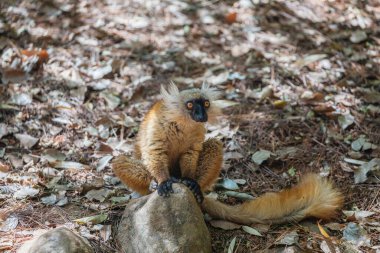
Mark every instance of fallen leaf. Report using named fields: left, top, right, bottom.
left=52, top=161, right=88, bottom=170
left=87, top=65, right=112, bottom=80
left=13, top=187, right=39, bottom=199
left=224, top=151, right=244, bottom=161
left=14, top=134, right=39, bottom=149
left=225, top=12, right=237, bottom=24
left=313, top=103, right=335, bottom=113
left=258, top=86, right=273, bottom=102
left=85, top=188, right=114, bottom=202
left=343, top=157, right=366, bottom=166
left=227, top=236, right=237, bottom=253
left=212, top=100, right=239, bottom=109
left=273, top=100, right=287, bottom=109
left=354, top=158, right=380, bottom=184
left=275, top=147, right=298, bottom=159
left=56, top=197, right=68, bottom=206
left=317, top=221, right=330, bottom=238
left=9, top=93, right=32, bottom=106
left=343, top=210, right=375, bottom=221
left=228, top=72, right=246, bottom=80
left=74, top=213, right=108, bottom=225
left=100, top=225, right=112, bottom=242
left=242, top=226, right=262, bottom=236
left=338, top=113, right=355, bottom=130
left=216, top=178, right=239, bottom=190
left=320, top=240, right=341, bottom=253
left=1, top=68, right=27, bottom=84
left=97, top=155, right=113, bottom=172
left=343, top=222, right=371, bottom=247
left=21, top=49, right=49, bottom=64
left=224, top=191, right=254, bottom=200
left=60, top=68, right=84, bottom=88
left=360, top=90, right=380, bottom=104
left=110, top=196, right=131, bottom=204
left=0, top=161, right=10, bottom=172
left=324, top=223, right=345, bottom=231
left=100, top=91, right=120, bottom=110
left=233, top=179, right=246, bottom=185
left=295, top=54, right=327, bottom=68
left=350, top=137, right=376, bottom=152
left=0, top=123, right=8, bottom=139
left=41, top=194, right=57, bottom=205
left=41, top=149, right=66, bottom=163
left=210, top=220, right=241, bottom=230
left=251, top=150, right=272, bottom=165
left=276, top=231, right=299, bottom=246
left=0, top=216, right=18, bottom=232
left=350, top=31, right=367, bottom=43
left=301, top=91, right=324, bottom=101
left=207, top=72, right=229, bottom=86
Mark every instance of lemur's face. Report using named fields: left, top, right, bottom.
left=184, top=98, right=210, bottom=122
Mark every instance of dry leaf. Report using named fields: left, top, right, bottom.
left=317, top=220, right=330, bottom=238
left=210, top=220, right=241, bottom=230
left=14, top=134, right=39, bottom=149
left=225, top=12, right=237, bottom=24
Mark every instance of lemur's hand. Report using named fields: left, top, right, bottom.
left=157, top=177, right=179, bottom=197
left=180, top=177, right=204, bottom=203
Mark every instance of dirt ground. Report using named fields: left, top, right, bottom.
left=0, top=0, right=379, bottom=252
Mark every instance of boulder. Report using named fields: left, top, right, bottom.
left=117, top=183, right=211, bottom=253
left=17, top=227, right=93, bottom=253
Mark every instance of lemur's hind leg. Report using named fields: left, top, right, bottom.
left=196, top=138, right=223, bottom=192
left=112, top=155, right=152, bottom=195
left=182, top=138, right=223, bottom=202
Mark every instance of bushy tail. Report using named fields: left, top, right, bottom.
left=202, top=174, right=343, bottom=225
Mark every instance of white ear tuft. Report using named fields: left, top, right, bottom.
left=201, top=81, right=210, bottom=90
left=161, top=81, right=181, bottom=111
left=201, top=82, right=222, bottom=101
left=160, top=85, right=169, bottom=97
left=168, top=81, right=180, bottom=95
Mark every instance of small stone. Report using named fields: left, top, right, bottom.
left=17, top=227, right=93, bottom=253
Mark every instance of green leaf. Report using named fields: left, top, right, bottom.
left=288, top=167, right=296, bottom=177
left=74, top=213, right=108, bottom=225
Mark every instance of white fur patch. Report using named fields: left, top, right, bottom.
left=160, top=82, right=222, bottom=124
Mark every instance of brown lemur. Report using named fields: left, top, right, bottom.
left=112, top=83, right=344, bottom=225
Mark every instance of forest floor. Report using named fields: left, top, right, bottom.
left=0, top=0, right=379, bottom=252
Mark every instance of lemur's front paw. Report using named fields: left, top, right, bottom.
left=157, top=177, right=179, bottom=197
left=180, top=177, right=204, bottom=203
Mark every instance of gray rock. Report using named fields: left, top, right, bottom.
left=17, top=227, right=93, bottom=253
left=117, top=183, right=211, bottom=253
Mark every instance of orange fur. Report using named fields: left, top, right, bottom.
left=202, top=174, right=344, bottom=225
left=112, top=84, right=343, bottom=226
left=112, top=155, right=151, bottom=195
left=136, top=100, right=207, bottom=183
left=113, top=84, right=223, bottom=190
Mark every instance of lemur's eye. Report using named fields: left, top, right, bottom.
left=186, top=102, right=193, bottom=109
left=204, top=100, right=210, bottom=108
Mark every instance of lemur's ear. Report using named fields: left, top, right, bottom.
left=160, top=81, right=183, bottom=113
left=160, top=81, right=180, bottom=100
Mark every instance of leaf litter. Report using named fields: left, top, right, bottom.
left=0, top=0, right=379, bottom=252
